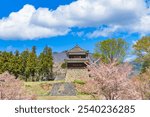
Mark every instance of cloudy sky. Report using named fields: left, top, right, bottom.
left=0, top=0, right=150, bottom=57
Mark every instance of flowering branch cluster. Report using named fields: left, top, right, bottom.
left=81, top=61, right=142, bottom=100
left=0, top=72, right=36, bottom=100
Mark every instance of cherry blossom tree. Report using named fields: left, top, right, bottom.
left=134, top=68, right=150, bottom=99
left=84, top=61, right=142, bottom=100
left=75, top=78, right=97, bottom=98
left=0, top=72, right=36, bottom=100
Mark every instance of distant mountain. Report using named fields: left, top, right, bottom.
left=53, top=51, right=67, bottom=63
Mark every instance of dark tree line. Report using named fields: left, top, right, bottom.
left=0, top=46, right=53, bottom=82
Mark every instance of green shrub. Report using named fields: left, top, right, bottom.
left=61, top=63, right=67, bottom=69
left=74, top=79, right=85, bottom=85
left=77, top=92, right=90, bottom=95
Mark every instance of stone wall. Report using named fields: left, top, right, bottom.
left=65, top=69, right=89, bottom=82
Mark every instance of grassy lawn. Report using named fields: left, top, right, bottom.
left=24, top=81, right=94, bottom=100
left=24, top=81, right=53, bottom=96
left=37, top=95, right=94, bottom=100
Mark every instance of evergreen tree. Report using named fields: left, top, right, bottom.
left=26, top=46, right=37, bottom=81
left=0, top=46, right=53, bottom=82
left=0, top=51, right=3, bottom=73
left=20, top=49, right=30, bottom=81
left=14, top=50, right=19, bottom=56
left=9, top=50, right=22, bottom=78
left=0, top=51, right=13, bottom=73
left=38, top=46, right=53, bottom=81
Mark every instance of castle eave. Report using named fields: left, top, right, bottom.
left=65, top=59, right=89, bottom=63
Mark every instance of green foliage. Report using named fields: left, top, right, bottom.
left=94, top=38, right=128, bottom=63
left=77, top=92, right=90, bottom=95
left=26, top=46, right=38, bottom=81
left=74, top=79, right=85, bottom=85
left=0, top=46, right=53, bottom=82
left=61, top=62, right=67, bottom=69
left=20, top=50, right=30, bottom=81
left=24, top=82, right=52, bottom=96
left=9, top=52, right=22, bottom=78
left=38, top=46, right=53, bottom=81
left=133, top=36, right=150, bottom=73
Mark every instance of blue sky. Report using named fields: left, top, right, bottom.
left=0, top=0, right=149, bottom=59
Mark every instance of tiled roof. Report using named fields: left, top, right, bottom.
left=68, top=45, right=88, bottom=53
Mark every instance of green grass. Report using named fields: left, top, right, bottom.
left=73, top=79, right=85, bottom=85
left=77, top=92, right=90, bottom=95
left=24, top=80, right=95, bottom=100
left=24, top=81, right=52, bottom=96
left=24, top=80, right=65, bottom=86
left=37, top=95, right=94, bottom=100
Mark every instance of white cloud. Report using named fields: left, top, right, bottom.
left=124, top=55, right=137, bottom=62
left=0, top=5, right=69, bottom=40
left=132, top=15, right=150, bottom=34
left=32, top=0, right=146, bottom=27
left=87, top=25, right=120, bottom=38
left=0, top=0, right=149, bottom=40
left=72, top=31, right=85, bottom=37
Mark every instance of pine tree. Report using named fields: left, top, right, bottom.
left=0, top=51, right=3, bottom=73
left=20, top=49, right=30, bottom=81
left=0, top=51, right=13, bottom=73
left=38, top=46, right=53, bottom=81
left=9, top=50, right=22, bottom=78
left=26, top=46, right=37, bottom=81
left=0, top=46, right=53, bottom=82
